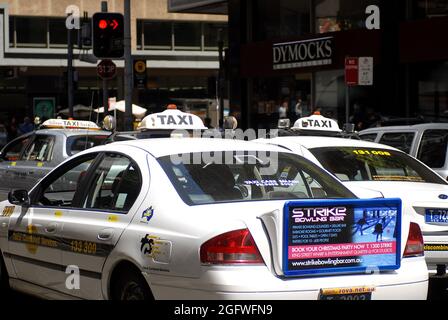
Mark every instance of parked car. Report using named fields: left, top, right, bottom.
left=359, top=123, right=448, bottom=180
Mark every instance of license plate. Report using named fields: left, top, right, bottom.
left=318, top=287, right=374, bottom=300
left=425, top=209, right=448, bottom=224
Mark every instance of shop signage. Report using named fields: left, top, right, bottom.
left=283, top=198, right=401, bottom=277
left=345, top=57, right=373, bottom=86
left=273, top=36, right=333, bottom=70
left=345, top=57, right=359, bottom=86
left=358, top=57, right=374, bottom=85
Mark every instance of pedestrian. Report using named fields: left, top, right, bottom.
left=278, top=100, right=288, bottom=119
left=6, top=116, right=18, bottom=142
left=18, top=116, right=34, bottom=135
left=204, top=117, right=214, bottom=129
left=294, top=98, right=303, bottom=118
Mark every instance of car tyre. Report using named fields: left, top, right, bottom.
left=112, top=270, right=153, bottom=301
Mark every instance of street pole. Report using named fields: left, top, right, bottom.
left=124, top=0, right=133, bottom=131
left=218, top=29, right=224, bottom=129
left=67, top=17, right=74, bottom=119
left=101, top=1, right=108, bottom=117
left=345, top=85, right=350, bottom=124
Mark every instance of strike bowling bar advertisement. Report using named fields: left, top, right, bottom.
left=282, top=199, right=402, bottom=277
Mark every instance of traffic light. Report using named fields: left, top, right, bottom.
left=92, top=12, right=124, bottom=59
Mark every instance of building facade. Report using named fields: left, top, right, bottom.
left=0, top=0, right=227, bottom=124
left=170, top=0, right=448, bottom=130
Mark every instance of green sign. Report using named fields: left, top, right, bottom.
left=33, top=97, right=55, bottom=120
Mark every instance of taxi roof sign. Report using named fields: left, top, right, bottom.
left=41, top=119, right=101, bottom=130
left=292, top=114, right=342, bottom=133
left=138, top=109, right=207, bottom=131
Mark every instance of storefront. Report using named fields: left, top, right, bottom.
left=170, top=0, right=448, bottom=130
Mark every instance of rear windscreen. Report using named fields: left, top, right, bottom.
left=158, top=151, right=355, bottom=205
left=310, top=147, right=447, bottom=184
left=66, top=135, right=108, bottom=156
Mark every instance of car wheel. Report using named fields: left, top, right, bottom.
left=112, top=270, right=153, bottom=301
left=0, top=252, right=9, bottom=292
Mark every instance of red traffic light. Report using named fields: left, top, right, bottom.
left=99, top=19, right=108, bottom=29
left=111, top=19, right=119, bottom=30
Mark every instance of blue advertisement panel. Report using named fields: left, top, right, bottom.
left=283, top=198, right=402, bottom=277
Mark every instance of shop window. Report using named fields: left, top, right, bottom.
left=315, top=0, right=380, bottom=34
left=204, top=23, right=228, bottom=50
left=174, top=22, right=201, bottom=50
left=16, top=17, right=47, bottom=48
left=136, top=20, right=143, bottom=50
left=415, top=0, right=448, bottom=18
left=416, top=62, right=448, bottom=121
left=143, top=21, right=172, bottom=50
left=49, top=18, right=68, bottom=48
left=9, top=16, right=15, bottom=47
left=253, top=0, right=310, bottom=41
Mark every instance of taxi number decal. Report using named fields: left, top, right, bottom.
left=8, top=231, right=113, bottom=257
left=2, top=206, right=15, bottom=217
left=70, top=240, right=97, bottom=255
left=353, top=150, right=391, bottom=156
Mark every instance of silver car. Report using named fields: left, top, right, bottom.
left=0, top=127, right=110, bottom=200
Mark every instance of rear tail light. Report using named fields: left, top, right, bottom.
left=403, top=222, right=424, bottom=258
left=200, top=229, right=264, bottom=265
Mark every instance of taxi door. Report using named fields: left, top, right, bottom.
left=60, top=152, right=144, bottom=299
left=7, top=205, right=66, bottom=293
left=7, top=152, right=99, bottom=297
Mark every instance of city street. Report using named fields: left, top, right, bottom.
left=0, top=0, right=448, bottom=303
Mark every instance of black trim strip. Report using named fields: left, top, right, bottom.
left=3, top=252, right=102, bottom=280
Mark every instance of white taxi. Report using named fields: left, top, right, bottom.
left=107, top=105, right=209, bottom=142
left=0, top=119, right=110, bottom=199
left=0, top=138, right=427, bottom=300
left=257, top=115, right=448, bottom=275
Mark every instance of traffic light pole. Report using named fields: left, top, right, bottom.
left=101, top=1, right=109, bottom=117
left=124, top=0, right=133, bottom=131
left=67, top=18, right=74, bottom=119
left=218, top=29, right=224, bottom=129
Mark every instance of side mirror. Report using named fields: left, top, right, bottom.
left=8, top=190, right=30, bottom=206
left=223, top=116, right=238, bottom=130
left=103, top=115, right=116, bottom=131
left=278, top=119, right=291, bottom=129
left=343, top=123, right=355, bottom=133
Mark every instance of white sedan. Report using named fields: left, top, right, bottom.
left=0, top=138, right=428, bottom=300
left=257, top=136, right=448, bottom=276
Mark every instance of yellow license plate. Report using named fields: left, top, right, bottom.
left=319, top=286, right=375, bottom=300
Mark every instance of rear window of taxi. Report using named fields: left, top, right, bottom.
left=158, top=151, right=355, bottom=205
left=310, top=147, right=447, bottom=184
left=67, top=135, right=108, bottom=156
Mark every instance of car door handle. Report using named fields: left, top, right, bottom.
left=98, top=228, right=114, bottom=241
left=45, top=223, right=59, bottom=234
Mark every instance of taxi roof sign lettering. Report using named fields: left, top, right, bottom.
left=292, top=114, right=342, bottom=133
left=139, top=109, right=207, bottom=131
left=41, top=119, right=101, bottom=130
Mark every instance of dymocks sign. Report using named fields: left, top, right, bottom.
left=273, top=36, right=334, bottom=70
